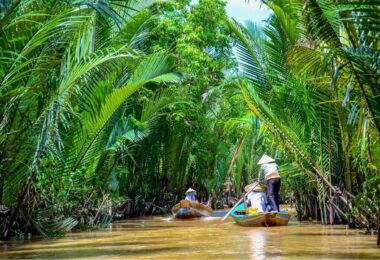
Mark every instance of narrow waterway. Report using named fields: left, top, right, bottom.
left=1, top=214, right=378, bottom=259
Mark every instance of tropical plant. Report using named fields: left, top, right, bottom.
left=0, top=0, right=180, bottom=238
left=228, top=0, right=379, bottom=228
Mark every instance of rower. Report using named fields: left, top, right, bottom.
left=185, top=188, right=197, bottom=202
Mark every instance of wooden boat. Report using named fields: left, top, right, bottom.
left=171, top=199, right=212, bottom=219
left=231, top=203, right=290, bottom=226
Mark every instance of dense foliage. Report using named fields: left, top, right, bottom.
left=0, top=0, right=379, bottom=239
left=229, top=0, right=379, bottom=228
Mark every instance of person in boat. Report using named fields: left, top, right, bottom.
left=199, top=186, right=210, bottom=205
left=185, top=188, right=198, bottom=202
left=258, top=154, right=281, bottom=212
left=246, top=183, right=268, bottom=213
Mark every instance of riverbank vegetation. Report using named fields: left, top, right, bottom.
left=0, top=0, right=379, bottom=241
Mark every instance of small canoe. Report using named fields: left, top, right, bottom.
left=171, top=200, right=212, bottom=219
left=231, top=203, right=290, bottom=227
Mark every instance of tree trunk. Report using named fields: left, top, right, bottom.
left=0, top=173, right=3, bottom=204
left=328, top=202, right=333, bottom=224
left=377, top=204, right=379, bottom=246
left=345, top=155, right=353, bottom=193
left=1, top=175, right=34, bottom=240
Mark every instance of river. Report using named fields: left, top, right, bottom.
left=0, top=213, right=379, bottom=259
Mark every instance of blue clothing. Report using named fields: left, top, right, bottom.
left=185, top=193, right=196, bottom=202
left=267, top=177, right=281, bottom=212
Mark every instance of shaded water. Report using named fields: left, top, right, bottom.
left=1, top=214, right=379, bottom=259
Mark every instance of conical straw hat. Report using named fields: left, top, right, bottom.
left=257, top=154, right=275, bottom=165
left=185, top=188, right=196, bottom=194
left=253, top=184, right=263, bottom=192
left=244, top=182, right=264, bottom=193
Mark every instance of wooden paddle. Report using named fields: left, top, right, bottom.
left=219, top=181, right=260, bottom=223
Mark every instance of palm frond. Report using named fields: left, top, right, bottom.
left=66, top=54, right=180, bottom=172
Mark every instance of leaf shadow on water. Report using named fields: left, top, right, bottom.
left=0, top=246, right=187, bottom=259
left=0, top=233, right=172, bottom=254
left=1, top=241, right=156, bottom=252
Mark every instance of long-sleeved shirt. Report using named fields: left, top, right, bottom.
left=247, top=192, right=268, bottom=213
left=258, top=162, right=280, bottom=182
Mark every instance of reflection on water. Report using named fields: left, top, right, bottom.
left=249, top=230, right=267, bottom=260
left=0, top=215, right=378, bottom=259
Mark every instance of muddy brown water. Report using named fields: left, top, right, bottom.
left=0, top=212, right=379, bottom=259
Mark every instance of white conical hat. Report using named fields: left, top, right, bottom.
left=185, top=188, right=196, bottom=194
left=258, top=154, right=275, bottom=165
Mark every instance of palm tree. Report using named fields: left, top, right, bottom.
left=0, top=0, right=180, bottom=238
left=228, top=0, right=379, bottom=226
